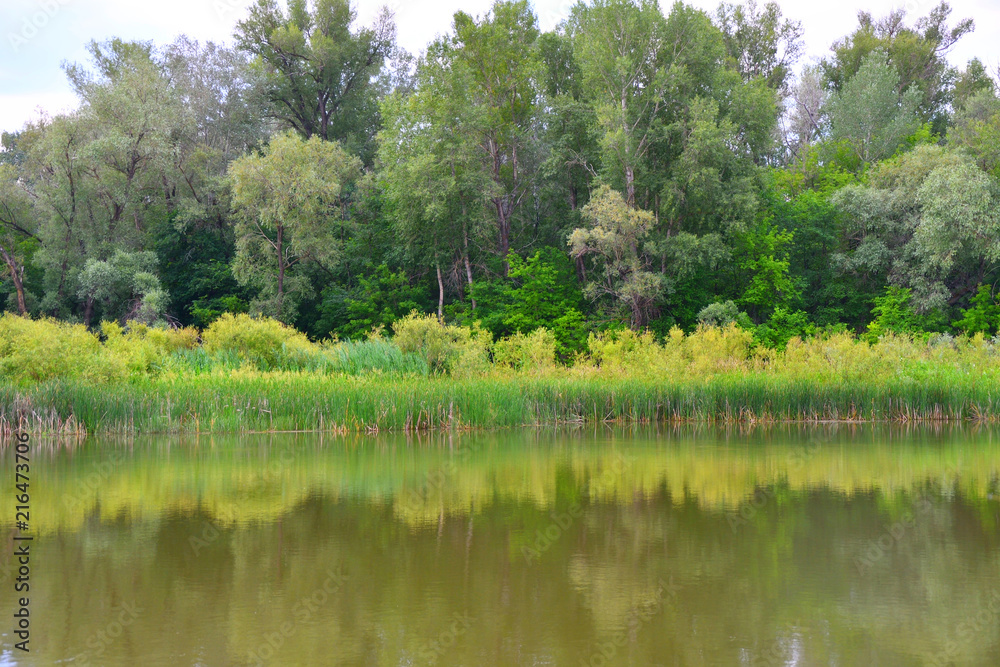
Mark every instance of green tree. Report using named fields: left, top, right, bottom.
left=952, top=284, right=1000, bottom=335
left=0, top=164, right=37, bottom=314
left=570, top=0, right=668, bottom=206
left=378, top=38, right=491, bottom=318
left=228, top=132, right=361, bottom=322
left=824, top=51, right=923, bottom=169
left=715, top=0, right=803, bottom=94
left=452, top=0, right=541, bottom=272
left=235, top=0, right=396, bottom=165
left=833, top=145, right=1000, bottom=314
left=471, top=249, right=587, bottom=356
left=863, top=286, right=925, bottom=342
left=820, top=2, right=973, bottom=134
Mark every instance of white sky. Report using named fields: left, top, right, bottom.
left=1, top=0, right=998, bottom=134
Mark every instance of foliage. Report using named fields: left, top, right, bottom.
left=228, top=132, right=361, bottom=322
left=952, top=284, right=1000, bottom=335
left=863, top=286, right=925, bottom=343
left=332, top=265, right=425, bottom=340
left=234, top=0, right=396, bottom=164
left=471, top=250, right=587, bottom=357
left=697, top=301, right=752, bottom=329
left=753, top=307, right=816, bottom=350
left=391, top=312, right=490, bottom=376
left=570, top=186, right=664, bottom=328
left=201, top=312, right=316, bottom=369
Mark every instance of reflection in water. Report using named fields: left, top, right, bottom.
left=1, top=425, right=999, bottom=666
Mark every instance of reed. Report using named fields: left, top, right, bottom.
left=1, top=373, right=998, bottom=434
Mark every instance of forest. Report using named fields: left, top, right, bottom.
left=4, top=0, right=1000, bottom=432
left=1, top=0, right=997, bottom=351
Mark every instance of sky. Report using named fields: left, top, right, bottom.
left=1, top=0, right=999, bottom=134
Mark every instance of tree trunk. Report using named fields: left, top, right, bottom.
left=624, top=165, right=636, bottom=208
left=276, top=224, right=284, bottom=316
left=0, top=247, right=26, bottom=315
left=83, top=296, right=94, bottom=328
left=436, top=262, right=445, bottom=322
left=463, top=222, right=476, bottom=310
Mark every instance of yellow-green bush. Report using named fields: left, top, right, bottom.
left=583, top=324, right=753, bottom=379
left=0, top=314, right=104, bottom=384
left=492, top=328, right=557, bottom=373
left=202, top=313, right=317, bottom=369
left=100, top=321, right=200, bottom=377
left=391, top=312, right=489, bottom=376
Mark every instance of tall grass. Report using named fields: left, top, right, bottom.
left=2, top=312, right=1000, bottom=433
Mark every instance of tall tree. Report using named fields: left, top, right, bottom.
left=379, top=39, right=491, bottom=317
left=820, top=2, right=973, bottom=133
left=235, top=0, right=396, bottom=165
left=570, top=0, right=667, bottom=207
left=715, top=0, right=803, bottom=94
left=824, top=51, right=923, bottom=168
left=452, top=0, right=541, bottom=274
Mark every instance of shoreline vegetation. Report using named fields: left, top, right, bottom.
left=3, top=313, right=1000, bottom=435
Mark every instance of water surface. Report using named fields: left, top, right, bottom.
left=2, top=426, right=999, bottom=666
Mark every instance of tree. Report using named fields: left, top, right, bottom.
left=471, top=249, right=587, bottom=356
left=570, top=0, right=668, bottom=207
left=824, top=51, right=923, bottom=168
left=452, top=0, right=541, bottom=273
left=952, top=284, right=1000, bottom=335
left=821, top=2, right=973, bottom=134
left=950, top=89, right=1000, bottom=178
left=77, top=250, right=169, bottom=325
left=833, top=145, right=1000, bottom=313
left=379, top=38, right=494, bottom=319
left=228, top=132, right=361, bottom=321
left=715, top=0, right=803, bottom=94
left=0, top=165, right=37, bottom=314
left=235, top=0, right=396, bottom=165
left=569, top=186, right=664, bottom=327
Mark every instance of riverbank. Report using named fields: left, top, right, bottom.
left=3, top=313, right=1000, bottom=434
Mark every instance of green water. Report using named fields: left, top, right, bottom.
left=2, top=426, right=1000, bottom=666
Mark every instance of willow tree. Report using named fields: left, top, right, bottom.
left=228, top=132, right=361, bottom=322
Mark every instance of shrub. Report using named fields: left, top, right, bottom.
left=391, top=312, right=490, bottom=376
left=202, top=313, right=317, bottom=369
left=0, top=314, right=103, bottom=383
left=100, top=321, right=201, bottom=376
left=492, top=328, right=557, bottom=373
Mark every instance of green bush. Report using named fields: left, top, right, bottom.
left=391, top=312, right=490, bottom=376
left=202, top=313, right=317, bottom=369
left=492, top=329, right=557, bottom=372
